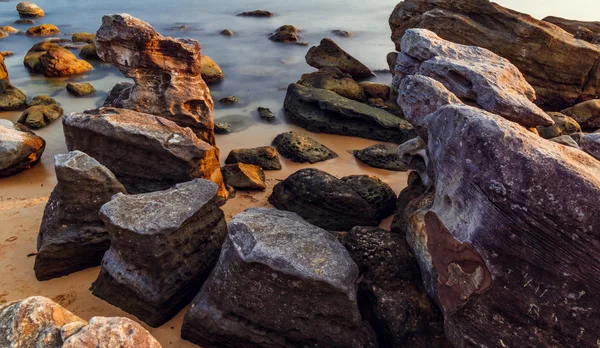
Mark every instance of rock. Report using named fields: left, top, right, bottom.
left=580, top=133, right=600, bottom=160
left=0, top=120, right=45, bottom=177
left=257, top=106, right=275, bottom=121
left=218, top=95, right=237, bottom=104
left=0, top=52, right=13, bottom=57
left=26, top=24, right=59, bottom=36
left=306, top=38, right=373, bottom=78
left=71, top=32, right=95, bottom=43
left=102, top=82, right=133, bottom=107
left=91, top=179, right=227, bottom=327
left=237, top=10, right=273, bottom=17
left=340, top=175, right=397, bottom=220
left=79, top=43, right=99, bottom=59
left=569, top=132, right=587, bottom=145
left=272, top=131, right=338, bottom=164
left=543, top=16, right=600, bottom=44
left=27, top=95, right=58, bottom=107
left=394, top=29, right=552, bottom=128
left=15, top=18, right=36, bottom=24
left=66, top=82, right=95, bottom=97
left=0, top=54, right=27, bottom=111
left=0, top=30, right=6, bottom=39
left=352, top=143, right=409, bottom=171
left=549, top=135, right=580, bottom=148
left=298, top=67, right=366, bottom=101
left=16, top=2, right=44, bottom=17
left=24, top=42, right=93, bottom=77
left=222, top=163, right=266, bottom=190
left=390, top=171, right=427, bottom=236
left=18, top=104, right=64, bottom=129
left=63, top=107, right=226, bottom=197
left=536, top=112, right=582, bottom=139
left=34, top=151, right=126, bottom=281
left=269, top=168, right=381, bottom=230
left=214, top=121, right=231, bottom=134
left=360, top=82, right=390, bottom=100
left=332, top=29, right=352, bottom=37
left=220, top=29, right=233, bottom=36
left=0, top=26, right=19, bottom=34
left=269, top=25, right=303, bottom=43
left=341, top=226, right=449, bottom=347
left=200, top=55, right=224, bottom=85
left=96, top=14, right=216, bottom=144
left=62, top=317, right=162, bottom=348
left=182, top=208, right=372, bottom=347
left=284, top=83, right=415, bottom=143
left=225, top=146, right=282, bottom=170
left=389, top=0, right=600, bottom=110
left=561, top=99, right=600, bottom=130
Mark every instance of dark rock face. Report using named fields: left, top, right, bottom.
left=221, top=163, right=266, bottom=190
left=352, top=143, right=409, bottom=171
left=269, top=168, right=382, bottom=231
left=257, top=107, right=275, bottom=121
left=272, top=131, right=338, bottom=164
left=340, top=175, right=397, bottom=220
left=298, top=67, right=366, bottom=101
left=543, top=16, right=600, bottom=43
left=182, top=208, right=372, bottom=348
left=0, top=120, right=45, bottom=177
left=342, top=227, right=449, bottom=348
left=35, top=151, right=126, bottom=281
left=0, top=54, right=27, bottom=111
left=306, top=38, right=373, bottom=78
left=91, top=179, right=227, bottom=327
left=284, top=83, right=415, bottom=144
left=95, top=14, right=216, bottom=145
left=389, top=0, right=600, bottom=110
left=63, top=108, right=226, bottom=197
left=225, top=146, right=282, bottom=170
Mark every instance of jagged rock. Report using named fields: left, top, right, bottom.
left=284, top=83, right=415, bottom=143
left=269, top=168, right=381, bottom=231
left=298, top=67, right=366, bottom=101
left=0, top=54, right=27, bottom=111
left=63, top=107, right=226, bottom=197
left=96, top=14, right=216, bottom=144
left=237, top=10, right=273, bottom=17
left=201, top=55, right=224, bottom=85
left=34, top=151, right=126, bottom=281
left=543, top=16, right=600, bottom=43
left=306, top=38, right=373, bottom=78
left=225, top=146, right=282, bottom=170
left=62, top=317, right=162, bottom=348
left=66, top=82, right=95, bottom=96
left=394, top=29, right=552, bottom=127
left=536, top=112, right=581, bottom=139
left=27, top=95, right=58, bottom=107
left=389, top=0, right=600, bottom=110
left=182, top=208, right=373, bottom=347
left=561, top=99, right=600, bottom=130
left=222, top=163, right=266, bottom=190
left=26, top=24, right=59, bottom=36
left=550, top=135, right=580, bottom=148
left=16, top=2, right=44, bottom=17
left=18, top=104, right=64, bottom=129
left=79, top=43, right=99, bottom=59
left=341, top=175, right=397, bottom=220
left=272, top=131, right=338, bottom=164
left=342, top=226, right=449, bottom=347
left=257, top=106, right=275, bottom=121
left=0, top=120, right=45, bottom=177
left=352, top=143, right=409, bottom=171
left=359, top=82, right=390, bottom=100
left=71, top=32, right=95, bottom=43
left=269, top=25, right=301, bottom=43
left=24, top=42, right=93, bottom=77
left=92, top=179, right=227, bottom=327
left=580, top=133, right=600, bottom=160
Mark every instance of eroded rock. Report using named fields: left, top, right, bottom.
left=26, top=24, right=59, bottom=36
left=352, top=143, right=409, bottom=171
left=0, top=120, right=45, bottom=177
left=341, top=175, right=396, bottom=220
left=225, top=146, right=282, bottom=170
left=18, top=104, right=64, bottom=129
left=24, top=42, right=93, bottom=77
left=272, top=131, right=338, bottom=164
left=298, top=67, right=366, bottom=101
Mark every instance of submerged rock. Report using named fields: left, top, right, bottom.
left=352, top=143, right=409, bottom=171
left=257, top=106, right=275, bottom=121
left=66, top=82, right=95, bottom=97
left=24, top=42, right=93, bottom=77
left=0, top=120, right=45, bottom=177
left=0, top=26, right=20, bottom=35
left=269, top=25, right=304, bottom=44
left=332, top=29, right=352, bottom=37
left=18, top=104, right=64, bottom=129
left=222, top=163, right=266, bottom=190
left=272, top=131, right=338, bottom=164
left=0, top=54, right=27, bottom=111
left=298, top=67, right=366, bottom=101
left=92, top=179, right=227, bottom=327
left=26, top=24, right=59, bottom=36
left=218, top=95, right=237, bottom=104
left=201, top=55, right=224, bottom=85
left=35, top=151, right=126, bottom=281
left=79, top=43, right=99, bottom=60
left=225, top=146, right=282, bottom=170
left=15, top=19, right=36, bottom=24
left=71, top=32, right=95, bottom=43
left=220, top=29, right=233, bottom=36
left=306, top=38, right=373, bottom=78
left=237, top=10, right=273, bottom=17
left=561, top=99, right=600, bottom=130
left=214, top=121, right=231, bottom=134
left=182, top=208, right=372, bottom=347
left=16, top=2, right=45, bottom=17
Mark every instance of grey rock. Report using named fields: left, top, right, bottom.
left=352, top=143, right=409, bottom=171
left=306, top=38, right=373, bottom=78
left=0, top=120, right=45, bottom=177
left=550, top=135, right=580, bottom=148
left=390, top=172, right=427, bottom=236
left=272, top=131, right=338, bottom=164
left=580, top=133, right=600, bottom=160
left=225, top=146, right=282, bottom=170
left=398, top=137, right=431, bottom=187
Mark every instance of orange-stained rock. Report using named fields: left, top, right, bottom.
left=0, top=54, right=27, bottom=110
left=24, top=42, right=93, bottom=77
left=25, top=24, right=59, bottom=36
left=0, top=119, right=45, bottom=177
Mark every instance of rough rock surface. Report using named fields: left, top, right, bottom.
left=221, top=163, right=266, bottom=190
left=561, top=99, right=600, bottom=130
left=0, top=120, right=45, bottom=177
left=24, top=42, right=93, bottom=77
left=272, top=131, right=338, bottom=164
left=92, top=179, right=227, bottom=327
left=201, top=56, right=224, bottom=84
left=360, top=82, right=390, bottom=100
left=580, top=133, right=600, bottom=160
left=27, top=95, right=58, bottom=107
left=0, top=54, right=27, bottom=111
left=284, top=83, right=415, bottom=144
left=66, top=82, right=95, bottom=96
left=306, top=38, right=373, bottom=78
left=342, top=227, right=449, bottom=348
left=298, top=67, right=366, bottom=101
left=340, top=175, right=397, bottom=220
left=63, top=107, right=226, bottom=197
left=257, top=106, right=275, bottom=121
left=182, top=208, right=372, bottom=347
left=26, top=24, right=59, bottom=36
left=62, top=317, right=162, bottom=348
left=352, top=143, right=409, bottom=171
left=536, top=112, right=581, bottom=139
left=269, top=168, right=381, bottom=231
left=389, top=0, right=600, bottom=109
left=0, top=26, right=20, bottom=35
left=18, top=104, right=64, bottom=129
left=16, top=2, right=45, bottom=17
left=79, top=43, right=99, bottom=60
left=543, top=16, right=600, bottom=43
left=390, top=172, right=427, bottom=236
left=35, top=151, right=126, bottom=281
left=95, top=14, right=216, bottom=144
left=394, top=29, right=552, bottom=127
left=224, top=146, right=282, bottom=170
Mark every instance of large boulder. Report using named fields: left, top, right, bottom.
left=284, top=83, right=415, bottom=144
left=272, top=131, right=338, bottom=164
left=16, top=2, right=44, bottom=17
left=63, top=107, right=226, bottom=197
left=91, top=179, right=227, bottom=327
left=23, top=42, right=93, bottom=77
left=0, top=54, right=27, bottom=111
left=182, top=208, right=373, bottom=347
left=224, top=146, right=282, bottom=170
left=543, top=16, right=600, bottom=43
left=306, top=38, right=373, bottom=78
left=96, top=14, right=216, bottom=144
left=389, top=0, right=600, bottom=110
left=35, top=151, right=127, bottom=281
left=0, top=120, right=45, bottom=177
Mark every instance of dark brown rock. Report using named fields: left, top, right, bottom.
left=237, top=10, right=273, bottom=17
left=272, top=131, right=338, bottom=164
left=79, top=43, right=99, bottom=59
left=257, top=106, right=275, bottom=121
left=71, top=32, right=95, bottom=43
left=390, top=171, right=428, bottom=236
left=341, top=175, right=397, bottom=220
left=561, top=99, right=600, bottom=130
left=0, top=54, right=27, bottom=111
left=221, top=163, right=266, bottom=190
left=225, top=146, right=282, bottom=170
left=352, top=143, right=409, bottom=171
left=306, top=38, right=373, bottom=78
left=543, top=16, right=600, bottom=43
left=536, top=112, right=582, bottom=139
left=0, top=120, right=45, bottom=177
left=66, top=82, right=95, bottom=97
left=269, top=25, right=302, bottom=43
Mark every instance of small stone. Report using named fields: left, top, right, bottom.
left=0, top=26, right=20, bottom=34
left=218, top=95, right=238, bottom=104
left=332, top=30, right=352, bottom=37
left=220, top=29, right=233, bottom=36
left=16, top=2, right=45, bottom=17
left=352, top=143, right=409, bottom=171
left=18, top=104, right=64, bottom=129
left=15, top=19, right=36, bottom=24
left=222, top=163, right=266, bottom=190
left=1, top=52, right=14, bottom=57
left=536, top=112, right=582, bottom=139
left=269, top=25, right=301, bottom=43
left=237, top=10, right=273, bottom=17
left=225, top=146, right=282, bottom=170
left=214, top=121, right=231, bottom=134
left=550, top=135, right=580, bottom=148
left=201, top=55, right=224, bottom=84
left=71, top=32, right=95, bottom=43
left=272, top=131, right=338, bottom=164
left=257, top=106, right=275, bottom=121
left=66, top=82, right=95, bottom=97
left=26, top=24, right=59, bottom=36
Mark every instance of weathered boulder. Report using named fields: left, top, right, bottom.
left=352, top=143, right=409, bottom=171
left=298, top=67, right=366, bottom=101
left=79, top=43, right=99, bottom=60
left=543, top=16, right=600, bottom=43
left=237, top=10, right=273, bottom=17
left=24, top=42, right=93, bottom=77
left=16, top=2, right=44, bottom=17
left=0, top=54, right=27, bottom=111
left=71, top=32, right=95, bottom=43
left=561, top=99, right=600, bottom=130
left=272, top=131, right=338, bottom=164
left=306, top=38, right=373, bottom=78
left=66, top=82, right=95, bottom=96
left=201, top=56, right=224, bottom=84
left=62, top=317, right=162, bottom=348
left=394, top=29, right=552, bottom=127
left=18, top=104, right=64, bottom=129
left=269, top=168, right=382, bottom=231
left=341, top=175, right=396, bottom=220
left=284, top=83, right=415, bottom=144
left=96, top=14, right=216, bottom=144
left=26, top=24, right=59, bottom=36
left=580, top=133, right=600, bottom=160
left=182, top=208, right=372, bottom=347
left=221, top=163, right=266, bottom=190
left=225, top=146, right=282, bottom=170
left=92, top=179, right=227, bottom=327
left=0, top=120, right=45, bottom=177
left=536, top=112, right=581, bottom=139
left=342, top=226, right=449, bottom=347
left=389, top=0, right=600, bottom=110
left=35, top=151, right=126, bottom=281
left=63, top=107, right=226, bottom=197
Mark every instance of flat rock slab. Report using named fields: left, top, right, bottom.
left=272, top=131, right=338, bottom=164
left=0, top=120, right=45, bottom=177
left=182, top=208, right=372, bottom=347
left=352, top=143, right=409, bottom=171
left=91, top=179, right=227, bottom=327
